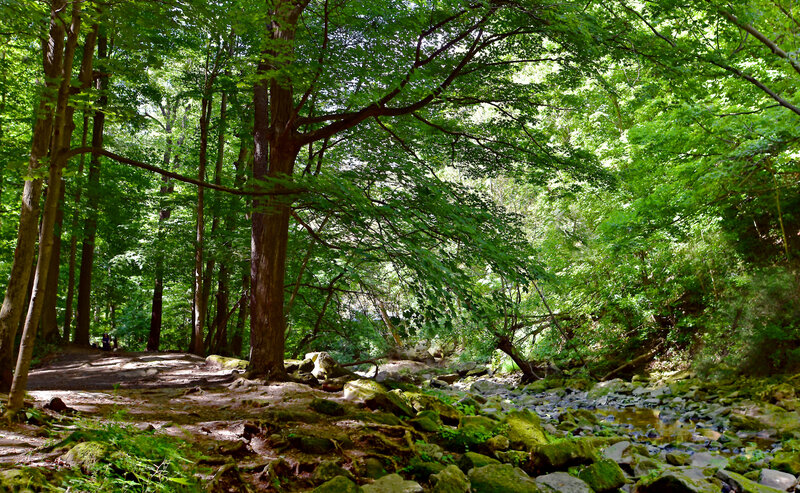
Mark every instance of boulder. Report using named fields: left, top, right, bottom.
left=602, top=440, right=632, bottom=465
left=431, top=464, right=470, bottom=493
left=468, top=464, right=542, bottom=493
left=313, top=460, right=355, bottom=483
left=206, top=354, right=249, bottom=371
left=535, top=472, right=593, bottom=493
left=61, top=441, right=111, bottom=471
left=402, top=392, right=462, bottom=424
left=771, top=450, right=800, bottom=475
left=310, top=398, right=346, bottom=416
left=690, top=452, right=728, bottom=469
left=362, top=473, right=423, bottom=493
left=758, top=469, right=796, bottom=491
left=344, top=379, right=415, bottom=417
left=578, top=459, right=626, bottom=492
left=634, top=470, right=719, bottom=493
left=313, top=476, right=363, bottom=493
left=503, top=410, right=548, bottom=451
left=587, top=379, right=631, bottom=399
left=715, top=469, right=785, bottom=493
left=527, top=439, right=597, bottom=474
left=470, top=380, right=506, bottom=394
left=458, top=452, right=500, bottom=472
left=306, top=352, right=352, bottom=380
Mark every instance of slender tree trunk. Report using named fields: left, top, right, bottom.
left=0, top=0, right=68, bottom=393
left=231, top=272, right=249, bottom=357
left=63, top=114, right=89, bottom=342
left=40, top=181, right=65, bottom=342
left=191, top=91, right=212, bottom=356
left=75, top=32, right=107, bottom=345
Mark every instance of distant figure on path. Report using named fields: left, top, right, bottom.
left=102, top=333, right=111, bottom=351
left=113, top=336, right=118, bottom=350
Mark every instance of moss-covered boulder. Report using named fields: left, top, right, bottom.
left=313, top=460, right=355, bottom=483
left=206, top=354, right=249, bottom=371
left=527, top=439, right=597, bottom=474
left=0, top=468, right=61, bottom=492
left=468, top=464, right=542, bottom=493
left=431, top=464, right=470, bottom=493
left=61, top=441, right=111, bottom=471
left=344, top=380, right=415, bottom=417
left=714, top=469, right=784, bottom=493
left=458, top=452, right=500, bottom=472
left=503, top=410, right=548, bottom=451
left=402, top=392, right=463, bottom=424
left=587, top=379, right=631, bottom=399
left=578, top=459, right=626, bottom=492
left=289, top=434, right=336, bottom=454
left=313, top=476, right=363, bottom=493
left=407, top=458, right=447, bottom=482
left=535, top=471, right=593, bottom=493
left=770, top=449, right=800, bottom=475
left=362, top=473, right=423, bottom=493
left=634, top=471, right=718, bottom=493
left=409, top=410, right=442, bottom=432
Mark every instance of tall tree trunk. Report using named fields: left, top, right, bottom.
left=75, top=32, right=107, bottom=346
left=231, top=271, right=249, bottom=358
left=191, top=91, right=212, bottom=356
left=0, top=0, right=68, bottom=392
left=248, top=3, right=305, bottom=379
left=147, top=103, right=179, bottom=351
left=63, top=113, right=89, bottom=342
left=40, top=182, right=65, bottom=342
left=6, top=0, right=85, bottom=413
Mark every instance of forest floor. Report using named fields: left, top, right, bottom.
left=1, top=348, right=799, bottom=492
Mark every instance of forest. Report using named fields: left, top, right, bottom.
left=0, top=0, right=799, bottom=491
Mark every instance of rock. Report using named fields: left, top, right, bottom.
left=486, top=435, right=510, bottom=452
left=631, top=454, right=662, bottom=477
left=527, top=439, right=597, bottom=474
left=343, top=379, right=415, bottom=417
left=458, top=452, right=500, bottom=472
left=468, top=464, right=541, bottom=493
left=44, top=397, right=68, bottom=412
left=715, top=469, right=785, bottom=493
left=690, top=452, right=728, bottom=469
left=310, top=398, right=346, bottom=416
left=587, top=379, right=631, bottom=399
left=313, top=460, right=355, bottom=483
left=306, top=352, right=352, bottom=380
left=504, top=410, right=548, bottom=450
left=602, top=440, right=632, bottom=465
left=757, top=469, right=796, bottom=491
left=313, top=476, right=363, bottom=493
left=634, top=470, right=719, bottom=493
left=0, top=468, right=57, bottom=492
left=409, top=413, right=442, bottom=433
left=439, top=374, right=461, bottom=384
left=578, top=459, right=626, bottom=492
left=430, top=379, right=450, bottom=388
left=415, top=442, right=446, bottom=462
left=206, top=354, right=249, bottom=371
left=260, top=458, right=291, bottom=484
left=665, top=451, right=691, bottom=466
left=362, top=473, right=423, bottom=493
left=402, top=392, right=462, bottom=424
left=363, top=457, right=387, bottom=479
left=466, top=367, right=489, bottom=378
left=730, top=413, right=766, bottom=431
left=408, top=458, right=447, bottom=482
left=771, top=450, right=800, bottom=475
left=431, top=464, right=470, bottom=493
left=536, top=472, right=592, bottom=493
left=470, top=379, right=505, bottom=394
left=61, top=441, right=110, bottom=471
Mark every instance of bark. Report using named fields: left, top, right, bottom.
left=147, top=103, right=179, bottom=351
left=75, top=32, right=107, bottom=345
left=231, top=271, right=248, bottom=357
left=496, top=335, right=541, bottom=383
left=63, top=114, right=89, bottom=341
left=0, top=0, right=67, bottom=392
left=191, top=91, right=212, bottom=356
left=6, top=1, right=84, bottom=413
left=40, top=181, right=65, bottom=342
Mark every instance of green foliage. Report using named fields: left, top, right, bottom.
left=61, top=422, right=201, bottom=492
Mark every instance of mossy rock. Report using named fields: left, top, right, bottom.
left=355, top=411, right=404, bottom=427
left=714, top=469, right=785, bottom=493
left=467, top=464, right=541, bottom=493
left=527, top=438, right=597, bottom=474
left=61, top=441, right=111, bottom=471
left=362, top=473, right=422, bottom=493
left=634, top=471, right=718, bottom=493
left=495, top=450, right=529, bottom=467
left=431, top=464, right=470, bottom=493
left=457, top=452, right=500, bottom=472
left=0, top=468, right=61, bottom=492
left=263, top=409, right=320, bottom=424
left=289, top=434, right=336, bottom=454
left=402, top=392, right=462, bottom=424
left=771, top=450, right=800, bottom=475
left=206, top=354, right=249, bottom=370
left=578, top=458, right=626, bottom=492
left=407, top=457, right=447, bottom=482
left=409, top=411, right=442, bottom=433
left=344, top=380, right=415, bottom=417
left=312, top=476, right=363, bottom=493
left=313, top=460, right=355, bottom=483
left=310, top=398, right=346, bottom=417
left=503, top=410, right=548, bottom=451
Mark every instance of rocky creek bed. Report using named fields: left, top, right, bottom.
left=1, top=350, right=799, bottom=492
